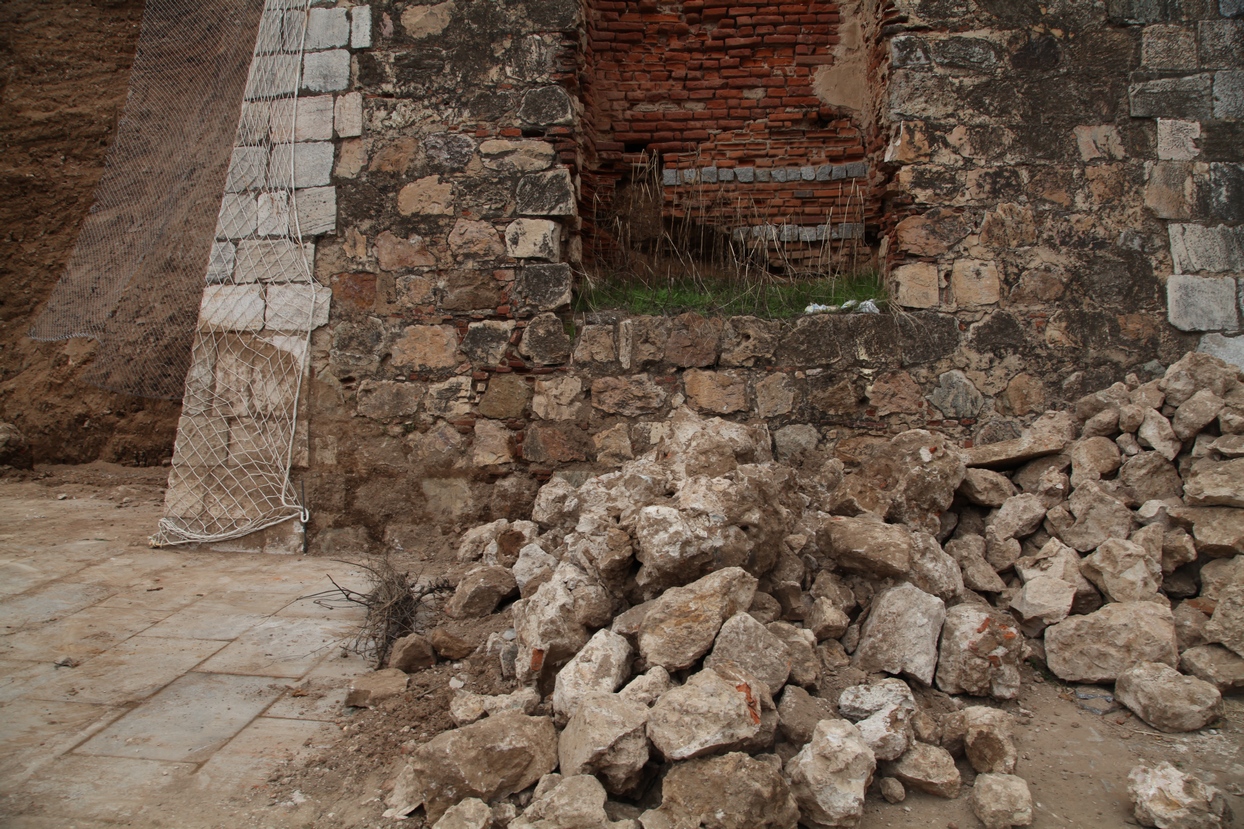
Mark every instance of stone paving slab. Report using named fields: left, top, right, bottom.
left=0, top=605, right=166, bottom=662
left=24, top=636, right=226, bottom=705
left=7, top=754, right=199, bottom=823
left=196, top=616, right=356, bottom=678
left=192, top=715, right=328, bottom=791
left=0, top=697, right=122, bottom=784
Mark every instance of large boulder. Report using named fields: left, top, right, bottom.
left=646, top=665, right=768, bottom=761
left=553, top=629, right=633, bottom=725
left=853, top=583, right=946, bottom=686
left=559, top=693, right=650, bottom=794
left=1128, top=762, right=1233, bottom=829
left=819, top=515, right=914, bottom=578
left=936, top=604, right=1023, bottom=699
left=386, top=712, right=558, bottom=822
left=638, top=567, right=758, bottom=671
left=510, top=774, right=636, bottom=829
left=1180, top=644, right=1244, bottom=694
left=639, top=752, right=800, bottom=829
left=1115, top=662, right=1223, bottom=733
left=1045, top=602, right=1178, bottom=683
left=704, top=612, right=791, bottom=694
left=1184, top=459, right=1244, bottom=508
left=785, top=719, right=876, bottom=829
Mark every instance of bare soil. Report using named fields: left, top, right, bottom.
left=0, top=0, right=181, bottom=466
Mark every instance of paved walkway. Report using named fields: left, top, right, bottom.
left=0, top=476, right=371, bottom=827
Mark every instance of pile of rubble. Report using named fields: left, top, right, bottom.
left=366, top=351, right=1242, bottom=829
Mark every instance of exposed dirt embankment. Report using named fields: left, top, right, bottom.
left=0, top=0, right=180, bottom=466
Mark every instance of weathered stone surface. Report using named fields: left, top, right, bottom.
left=705, top=612, right=791, bottom=694
left=592, top=375, right=667, bottom=416
left=1120, top=452, right=1185, bottom=503
left=1009, top=575, right=1075, bottom=634
left=820, top=515, right=914, bottom=578
left=785, top=719, right=876, bottom=829
left=767, top=621, right=820, bottom=688
left=929, top=370, right=985, bottom=419
left=1177, top=509, right=1244, bottom=557
left=392, top=325, right=459, bottom=370
left=1139, top=409, right=1183, bottom=461
left=375, top=230, right=436, bottom=270
left=1081, top=538, right=1162, bottom=602
left=1014, top=538, right=1101, bottom=615
left=971, top=774, right=1033, bottom=829
left=620, top=666, right=672, bottom=706
left=520, top=313, right=572, bottom=365
left=962, top=706, right=1017, bottom=774
left=478, top=373, right=530, bottom=419
left=1206, top=583, right=1244, bottom=657
left=889, top=742, right=961, bottom=799
left=510, top=774, right=633, bottom=829
left=665, top=313, right=722, bottom=367
left=936, top=603, right=1023, bottom=699
left=642, top=752, right=800, bottom=829
left=805, top=596, right=851, bottom=641
left=1181, top=644, right=1244, bottom=694
left=684, top=369, right=748, bottom=414
left=1116, top=661, right=1223, bottom=733
left=1045, top=602, right=1178, bottom=683
left=558, top=693, right=649, bottom=794
left=966, top=411, right=1076, bottom=468
left=990, top=494, right=1048, bottom=541
left=398, top=175, right=454, bottom=215
left=517, top=169, right=576, bottom=216
left=505, top=218, right=561, bottom=260
left=777, top=685, right=838, bottom=746
left=638, top=567, right=758, bottom=671
left=879, top=778, right=906, bottom=805
left=960, top=469, right=1017, bottom=507
left=447, top=565, right=517, bottom=619
left=512, top=563, right=612, bottom=677
left=948, top=534, right=1008, bottom=592
left=909, top=532, right=965, bottom=601
left=646, top=666, right=766, bottom=761
left=892, top=262, right=941, bottom=308
left=386, top=713, right=558, bottom=822
left=951, top=259, right=1001, bottom=306
left=432, top=798, right=492, bottom=829
left=450, top=688, right=541, bottom=727
left=389, top=633, right=436, bottom=673
left=1053, top=483, right=1136, bottom=553
left=894, top=207, right=972, bottom=256
left=1161, top=352, right=1240, bottom=407
left=346, top=668, right=408, bottom=707
left=1185, top=459, right=1244, bottom=508
left=1174, top=389, right=1227, bottom=440
left=553, top=629, right=633, bottom=725
left=853, top=583, right=946, bottom=686
left=1129, top=762, right=1233, bottom=829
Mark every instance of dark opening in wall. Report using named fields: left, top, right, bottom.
left=576, top=0, right=881, bottom=280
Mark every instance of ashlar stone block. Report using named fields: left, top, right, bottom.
left=951, top=259, right=1001, bottom=306
left=892, top=262, right=941, bottom=308
left=257, top=191, right=290, bottom=237
left=265, top=283, right=331, bottom=330
left=1167, top=274, right=1240, bottom=332
left=245, top=54, right=300, bottom=100
left=1169, top=223, right=1244, bottom=273
left=302, top=50, right=350, bottom=93
left=199, top=285, right=266, bottom=331
left=207, top=242, right=236, bottom=284
left=1158, top=119, right=1202, bottom=161
left=234, top=240, right=315, bottom=283
left=268, top=95, right=334, bottom=142
left=1214, top=70, right=1244, bottom=120
left=216, top=193, right=258, bottom=240
left=1130, top=75, right=1213, bottom=120
left=351, top=6, right=373, bottom=48
left=295, top=186, right=336, bottom=236
left=301, top=7, right=349, bottom=50
left=268, top=142, right=335, bottom=188
left=226, top=147, right=267, bottom=192
left=335, top=91, right=363, bottom=138
left=516, top=169, right=576, bottom=216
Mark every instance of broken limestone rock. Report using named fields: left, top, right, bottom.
left=853, top=583, right=945, bottom=686
left=989, top=494, right=1047, bottom=541
left=879, top=777, right=906, bottom=804
left=888, top=742, right=961, bottom=799
left=512, top=562, right=612, bottom=681
left=947, top=534, right=1007, bottom=593
left=558, top=692, right=650, bottom=794
left=705, top=612, right=791, bottom=694
left=962, top=706, right=1018, bottom=774
left=959, top=468, right=1017, bottom=507
left=447, top=565, right=518, bottom=619
left=819, top=514, right=914, bottom=578
left=386, top=712, right=558, bottom=823
left=1008, top=575, right=1075, bottom=635
left=777, top=685, right=838, bottom=746
left=1206, top=583, right=1244, bottom=657
left=1052, top=483, right=1136, bottom=553
left=805, top=596, right=851, bottom=641
left=1080, top=538, right=1162, bottom=602
left=1129, top=762, right=1233, bottom=829
left=1045, top=602, right=1178, bottom=683
left=640, top=752, right=800, bottom=829
left=855, top=702, right=914, bottom=762
left=785, top=719, right=877, bottom=829
left=1014, top=538, right=1101, bottom=615
left=1181, top=645, right=1244, bottom=694
left=450, top=687, right=541, bottom=726
left=620, top=666, right=672, bottom=707
left=510, top=774, right=635, bottom=829
left=389, top=633, right=437, bottom=673
left=766, top=621, right=820, bottom=688
left=909, top=532, right=965, bottom=601
left=965, top=410, right=1075, bottom=468
left=1184, top=459, right=1244, bottom=508
left=1115, top=662, right=1223, bottom=733
left=638, top=567, right=758, bottom=672
left=432, top=798, right=493, bottom=829
left=646, top=665, right=766, bottom=761
left=971, top=774, right=1033, bottom=829
left=936, top=604, right=1023, bottom=700
left=553, top=628, right=633, bottom=725
left=345, top=668, right=409, bottom=707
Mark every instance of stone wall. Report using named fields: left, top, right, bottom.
left=163, top=0, right=1242, bottom=552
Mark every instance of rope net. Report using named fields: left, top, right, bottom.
left=153, top=0, right=327, bottom=545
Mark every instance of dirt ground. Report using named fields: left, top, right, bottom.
left=0, top=0, right=181, bottom=467
left=5, top=465, right=1240, bottom=829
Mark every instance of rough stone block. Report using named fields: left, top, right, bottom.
left=1209, top=163, right=1244, bottom=222
left=265, top=283, right=331, bottom=330
left=171, top=414, right=230, bottom=467
left=892, top=262, right=940, bottom=308
left=245, top=54, right=300, bottom=100
left=1130, top=75, right=1213, bottom=119
left=1146, top=161, right=1206, bottom=220
left=1199, top=20, right=1244, bottom=68
left=303, top=50, right=350, bottom=93
left=1142, top=25, right=1198, bottom=69
left=398, top=175, right=454, bottom=215
left=216, top=193, right=257, bottom=240
left=357, top=380, right=422, bottom=420
left=1168, top=275, right=1239, bottom=332
left=1199, top=333, right=1244, bottom=369
left=226, top=146, right=267, bottom=192
left=684, top=370, right=748, bottom=414
left=951, top=259, right=1000, bottom=306
left=461, top=320, right=515, bottom=366
left=1108, top=0, right=1202, bottom=23
left=1158, top=119, right=1202, bottom=160
left=351, top=5, right=373, bottom=48
left=505, top=219, right=560, bottom=260
left=268, top=95, right=334, bottom=142
left=891, top=35, right=930, bottom=67
left=295, top=186, right=337, bottom=236
left=234, top=240, right=314, bottom=283
left=207, top=241, right=236, bottom=284
left=199, top=285, right=266, bottom=331
left=1214, top=70, right=1244, bottom=119
left=302, top=7, right=349, bottom=49
left=519, top=86, right=575, bottom=126
left=514, top=263, right=573, bottom=312
left=1225, top=0, right=1244, bottom=17
left=516, top=169, right=576, bottom=216
left=268, top=142, right=334, bottom=188
left=257, top=191, right=289, bottom=237
left=335, top=91, right=363, bottom=138
left=392, top=325, right=460, bottom=370
left=1169, top=223, right=1244, bottom=272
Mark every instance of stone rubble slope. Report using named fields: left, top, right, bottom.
left=370, top=351, right=1243, bottom=828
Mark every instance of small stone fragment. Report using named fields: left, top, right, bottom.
left=888, top=742, right=961, bottom=798
left=345, top=668, right=409, bottom=707
left=971, top=774, right=1033, bottom=829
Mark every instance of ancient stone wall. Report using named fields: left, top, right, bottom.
left=160, top=0, right=1243, bottom=552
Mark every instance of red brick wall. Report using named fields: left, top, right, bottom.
left=579, top=0, right=876, bottom=267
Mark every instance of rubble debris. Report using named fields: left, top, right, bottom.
left=1129, top=762, right=1233, bottom=829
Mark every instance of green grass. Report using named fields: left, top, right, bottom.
left=574, top=270, right=887, bottom=319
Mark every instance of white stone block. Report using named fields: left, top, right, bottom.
left=335, top=91, right=363, bottom=138
left=255, top=10, right=288, bottom=54
left=301, top=7, right=349, bottom=49
left=1167, top=274, right=1240, bottom=331
left=1199, top=333, right=1244, bottom=370
left=235, top=239, right=314, bottom=283
left=351, top=6, right=373, bottom=49
left=216, top=193, right=258, bottom=240
left=257, top=190, right=291, bottom=237
left=269, top=95, right=334, bottom=142
left=266, top=283, right=332, bottom=330
left=1169, top=223, right=1244, bottom=273
left=268, top=142, right=335, bottom=188
left=504, top=218, right=560, bottom=260
left=235, top=101, right=272, bottom=144
left=294, top=186, right=337, bottom=236
left=245, top=54, right=300, bottom=99
left=225, top=147, right=267, bottom=192
left=303, top=50, right=350, bottom=93
left=199, top=285, right=266, bottom=331
left=207, top=242, right=236, bottom=284
left=1157, top=119, right=1201, bottom=161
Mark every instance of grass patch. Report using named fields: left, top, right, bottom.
left=574, top=270, right=887, bottom=319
